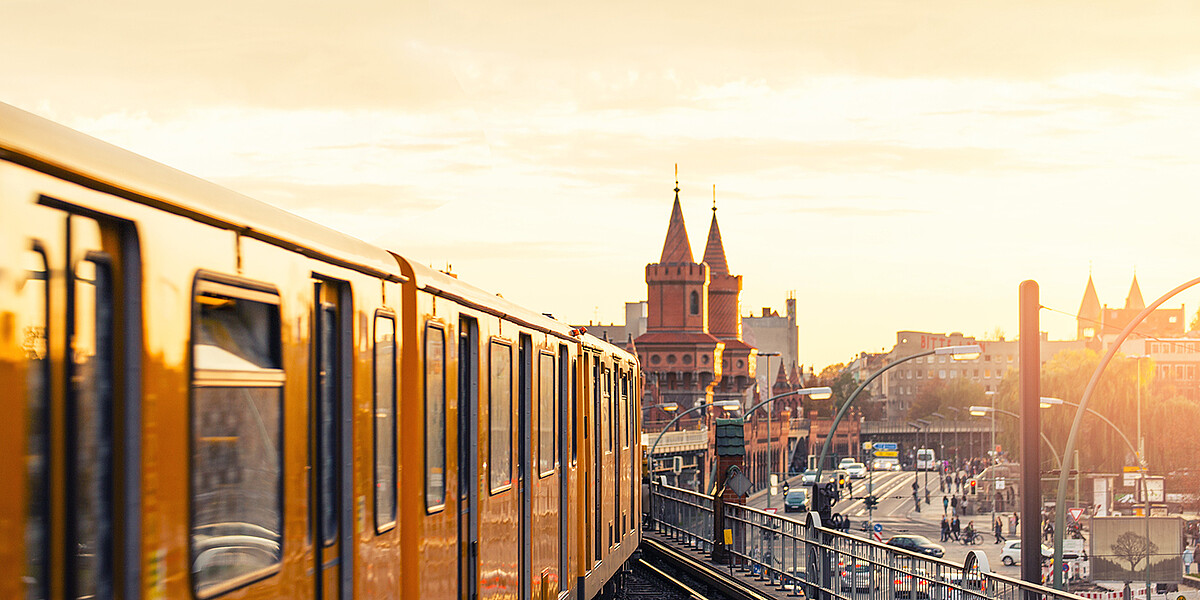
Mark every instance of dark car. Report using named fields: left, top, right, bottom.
left=885, top=534, right=945, bottom=558
left=784, top=489, right=808, bottom=512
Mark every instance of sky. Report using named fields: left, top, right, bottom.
left=5, top=1, right=1200, bottom=369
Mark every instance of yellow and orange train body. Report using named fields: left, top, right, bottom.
left=0, top=103, right=641, bottom=599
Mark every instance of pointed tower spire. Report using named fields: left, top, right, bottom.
left=1126, top=273, right=1145, bottom=311
left=659, top=168, right=694, bottom=264
left=702, top=184, right=730, bottom=276
left=1078, top=273, right=1102, bottom=339
left=774, top=361, right=788, bottom=386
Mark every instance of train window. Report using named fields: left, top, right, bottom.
left=538, top=352, right=555, bottom=477
left=425, top=324, right=447, bottom=509
left=374, top=314, right=397, bottom=531
left=190, top=281, right=283, bottom=597
left=73, top=255, right=116, bottom=599
left=571, top=358, right=577, bottom=465
left=601, top=366, right=611, bottom=452
left=23, top=247, right=49, bottom=599
left=621, top=373, right=629, bottom=450
left=489, top=341, right=512, bottom=492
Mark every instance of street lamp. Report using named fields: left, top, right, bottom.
left=758, top=352, right=781, bottom=506
left=945, top=406, right=961, bottom=463
left=916, top=418, right=932, bottom=502
left=932, top=412, right=947, bottom=463
left=814, top=344, right=982, bottom=487
left=740, top=385, right=834, bottom=508
left=968, top=406, right=1061, bottom=468
left=1037, top=397, right=1138, bottom=461
left=647, top=399, right=741, bottom=461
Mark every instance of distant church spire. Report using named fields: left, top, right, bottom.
left=702, top=184, right=730, bottom=276
left=1126, top=273, right=1146, bottom=311
left=659, top=167, right=694, bottom=264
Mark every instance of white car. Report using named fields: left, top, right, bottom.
left=1000, top=540, right=1073, bottom=566
left=845, top=462, right=867, bottom=479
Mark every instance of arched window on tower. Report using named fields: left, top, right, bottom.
left=689, top=291, right=699, bottom=315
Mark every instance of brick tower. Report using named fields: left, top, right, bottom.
left=635, top=178, right=725, bottom=432
left=702, top=192, right=757, bottom=407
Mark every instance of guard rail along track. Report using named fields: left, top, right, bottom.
left=648, top=482, right=1089, bottom=600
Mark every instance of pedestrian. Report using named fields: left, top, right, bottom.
left=941, top=516, right=951, bottom=542
left=943, top=495, right=949, bottom=514
left=1014, top=512, right=1020, bottom=535
left=951, top=495, right=959, bottom=515
left=993, top=515, right=1006, bottom=543
left=951, top=516, right=961, bottom=541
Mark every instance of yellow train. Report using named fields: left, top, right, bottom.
left=0, top=102, right=641, bottom=599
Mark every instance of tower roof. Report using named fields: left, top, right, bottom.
left=1078, top=274, right=1101, bottom=320
left=774, top=361, right=788, bottom=386
left=659, top=181, right=694, bottom=264
left=702, top=187, right=730, bottom=276
left=1126, top=274, right=1146, bottom=311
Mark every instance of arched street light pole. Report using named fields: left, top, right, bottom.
left=1038, top=397, right=1138, bottom=461
left=1052, top=275, right=1200, bottom=591
left=968, top=406, right=1061, bottom=468
left=743, top=386, right=834, bottom=507
left=814, top=344, right=982, bottom=488
left=648, top=399, right=741, bottom=461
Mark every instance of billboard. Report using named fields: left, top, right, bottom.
left=1090, top=516, right=1183, bottom=583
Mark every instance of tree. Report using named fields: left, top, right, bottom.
left=908, top=377, right=987, bottom=421
left=1111, top=530, right=1157, bottom=574
left=806, top=363, right=854, bottom=418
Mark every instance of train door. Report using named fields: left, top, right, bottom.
left=312, top=277, right=352, bottom=600
left=593, top=355, right=604, bottom=559
left=557, top=345, right=570, bottom=595
left=612, top=366, right=621, bottom=546
left=517, top=334, right=532, bottom=600
left=21, top=202, right=141, bottom=600
left=458, top=317, right=479, bottom=600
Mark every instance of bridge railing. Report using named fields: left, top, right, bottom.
left=649, top=481, right=1086, bottom=600
left=649, top=481, right=714, bottom=553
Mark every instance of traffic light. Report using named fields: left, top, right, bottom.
left=968, top=479, right=977, bottom=495
left=782, top=481, right=790, bottom=495
left=864, top=495, right=879, bottom=509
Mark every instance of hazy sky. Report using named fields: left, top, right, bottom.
left=6, top=1, right=1200, bottom=368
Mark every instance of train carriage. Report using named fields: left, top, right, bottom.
left=0, top=101, right=640, bottom=600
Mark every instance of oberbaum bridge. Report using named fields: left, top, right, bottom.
left=622, top=191, right=1184, bottom=600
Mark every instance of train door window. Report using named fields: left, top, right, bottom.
left=23, top=246, right=50, bottom=598
left=374, top=314, right=397, bottom=531
left=570, top=358, right=577, bottom=465
left=538, top=351, right=555, bottom=477
left=620, top=372, right=629, bottom=450
left=425, top=324, right=447, bottom=509
left=190, top=279, right=284, bottom=597
left=317, top=302, right=338, bottom=546
left=489, top=340, right=512, bottom=492
left=601, top=366, right=610, bottom=452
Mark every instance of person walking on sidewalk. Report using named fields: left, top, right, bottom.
left=951, top=516, right=961, bottom=541
left=943, top=495, right=949, bottom=514
left=993, top=515, right=1006, bottom=543
left=941, top=516, right=951, bottom=542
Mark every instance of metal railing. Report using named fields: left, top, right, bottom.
left=649, top=482, right=1087, bottom=600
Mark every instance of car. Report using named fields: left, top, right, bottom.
left=872, top=458, right=901, bottom=471
left=801, top=469, right=818, bottom=485
left=999, top=540, right=1077, bottom=566
left=839, top=562, right=875, bottom=592
left=891, top=568, right=934, bottom=599
left=839, top=457, right=857, bottom=468
left=845, top=462, right=867, bottom=479
left=784, top=489, right=809, bottom=513
left=885, top=534, right=945, bottom=558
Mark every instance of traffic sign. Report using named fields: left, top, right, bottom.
left=874, top=450, right=899, bottom=458
left=1067, top=508, right=1085, bottom=522
left=875, top=442, right=898, bottom=451
left=874, top=523, right=883, bottom=532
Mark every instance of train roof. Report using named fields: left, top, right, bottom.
left=0, top=102, right=402, bottom=282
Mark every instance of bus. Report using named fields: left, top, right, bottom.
left=915, top=448, right=937, bottom=471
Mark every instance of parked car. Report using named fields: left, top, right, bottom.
left=845, top=462, right=868, bottom=479
left=891, top=568, right=933, bottom=599
left=839, top=562, right=875, bottom=593
left=999, top=540, right=1077, bottom=566
left=885, top=534, right=945, bottom=558
left=784, top=489, right=808, bottom=513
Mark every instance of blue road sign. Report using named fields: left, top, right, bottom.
left=875, top=442, right=898, bottom=451
left=874, top=523, right=883, bottom=532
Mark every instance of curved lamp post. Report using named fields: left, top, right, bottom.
left=814, top=344, right=982, bottom=486
left=647, top=399, right=740, bottom=460
left=1052, top=274, right=1200, bottom=591
left=1039, top=397, right=1138, bottom=461
left=740, top=385, right=834, bottom=507
left=968, top=405, right=1061, bottom=468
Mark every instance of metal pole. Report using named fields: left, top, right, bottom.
left=1144, top=477, right=1151, bottom=600
left=766, top=353, right=774, bottom=508
left=1019, top=280, right=1042, bottom=587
